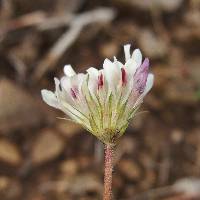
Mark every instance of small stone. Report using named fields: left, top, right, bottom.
left=0, top=176, right=22, bottom=199
left=56, top=120, right=82, bottom=138
left=185, top=9, right=200, bottom=26
left=70, top=173, right=102, bottom=196
left=118, top=159, right=141, bottom=181
left=0, top=79, right=43, bottom=133
left=31, top=129, right=65, bottom=165
left=174, top=178, right=200, bottom=198
left=60, top=159, right=79, bottom=176
left=171, top=129, right=184, bottom=144
left=0, top=139, right=22, bottom=166
left=0, top=176, right=10, bottom=190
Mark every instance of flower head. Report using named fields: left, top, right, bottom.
left=41, top=44, right=154, bottom=144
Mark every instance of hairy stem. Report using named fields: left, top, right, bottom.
left=103, top=144, right=113, bottom=200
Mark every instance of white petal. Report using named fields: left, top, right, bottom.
left=55, top=77, right=71, bottom=102
left=87, top=67, right=99, bottom=78
left=54, top=77, right=61, bottom=93
left=125, top=59, right=138, bottom=76
left=114, top=56, right=123, bottom=68
left=64, top=65, right=76, bottom=77
left=59, top=75, right=90, bottom=119
left=55, top=77, right=73, bottom=105
left=41, top=89, right=60, bottom=109
left=60, top=74, right=85, bottom=99
left=103, top=58, right=121, bottom=92
left=73, top=73, right=85, bottom=91
left=87, top=67, right=99, bottom=94
left=60, top=76, right=71, bottom=93
left=124, top=44, right=131, bottom=62
left=132, top=49, right=142, bottom=66
left=143, top=73, right=154, bottom=95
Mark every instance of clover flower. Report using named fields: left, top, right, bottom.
left=41, top=44, right=154, bottom=145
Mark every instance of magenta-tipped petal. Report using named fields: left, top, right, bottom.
left=133, top=58, right=150, bottom=94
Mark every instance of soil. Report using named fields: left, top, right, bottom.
left=0, top=0, right=200, bottom=199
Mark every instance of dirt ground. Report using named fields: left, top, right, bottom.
left=0, top=0, right=200, bottom=199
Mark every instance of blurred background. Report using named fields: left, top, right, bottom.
left=0, top=0, right=200, bottom=199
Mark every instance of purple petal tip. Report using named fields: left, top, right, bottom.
left=142, top=58, right=149, bottom=69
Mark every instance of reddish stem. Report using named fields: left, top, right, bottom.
left=103, top=144, right=113, bottom=200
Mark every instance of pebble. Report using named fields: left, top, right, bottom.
left=31, top=129, right=65, bottom=165
left=0, top=139, right=22, bottom=166
left=0, top=79, right=43, bottom=133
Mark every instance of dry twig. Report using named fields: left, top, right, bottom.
left=0, top=11, right=47, bottom=37
left=8, top=53, right=27, bottom=83
left=31, top=7, right=116, bottom=82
